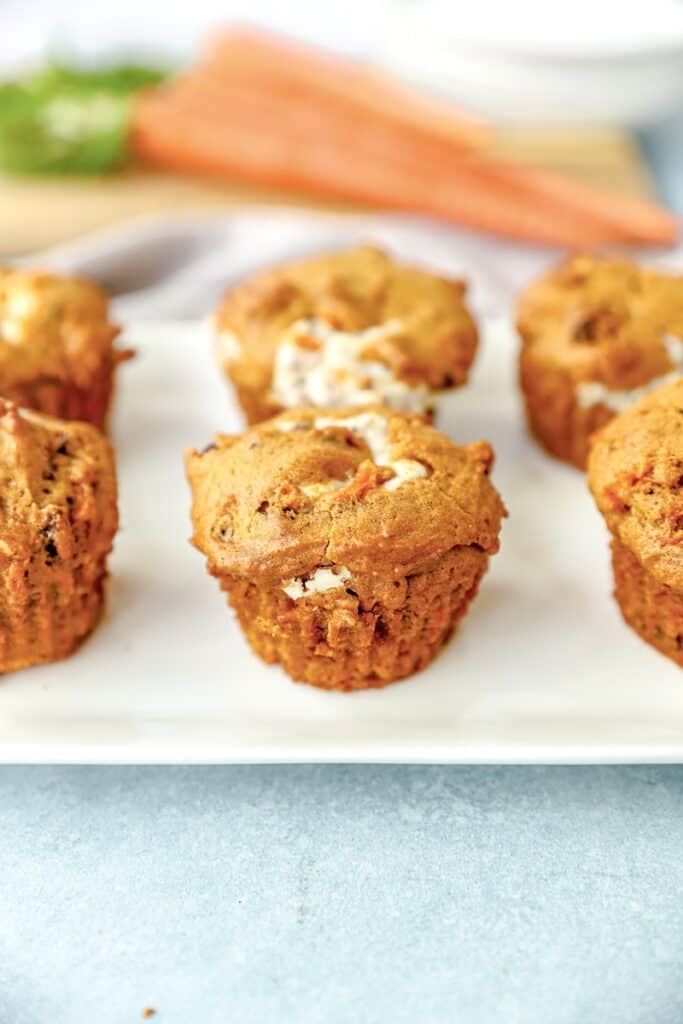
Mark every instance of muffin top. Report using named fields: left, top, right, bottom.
left=186, top=407, right=504, bottom=592
left=213, top=245, right=478, bottom=415
left=588, top=378, right=683, bottom=589
left=517, top=254, right=683, bottom=398
left=0, top=268, right=123, bottom=389
left=0, top=399, right=117, bottom=565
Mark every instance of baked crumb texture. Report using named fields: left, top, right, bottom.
left=0, top=268, right=131, bottom=429
left=588, top=378, right=683, bottom=666
left=186, top=407, right=505, bottom=691
left=213, top=245, right=478, bottom=426
left=0, top=400, right=118, bottom=673
left=517, top=254, right=683, bottom=470
left=222, top=546, right=488, bottom=690
left=611, top=538, right=683, bottom=666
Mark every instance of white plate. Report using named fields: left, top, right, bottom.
left=377, top=0, right=683, bottom=124
left=1, top=318, right=683, bottom=764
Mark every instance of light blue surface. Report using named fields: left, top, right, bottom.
left=641, top=115, right=683, bottom=215
left=2, top=135, right=682, bottom=1024
left=3, top=765, right=683, bottom=1024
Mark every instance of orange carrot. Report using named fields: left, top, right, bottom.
left=156, top=67, right=679, bottom=245
left=131, top=27, right=679, bottom=248
left=133, top=89, right=634, bottom=247
left=201, top=25, right=678, bottom=245
left=476, top=159, right=678, bottom=246
left=204, top=24, right=490, bottom=152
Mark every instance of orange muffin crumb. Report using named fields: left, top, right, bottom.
left=0, top=268, right=132, bottom=428
left=186, top=407, right=505, bottom=690
left=0, top=399, right=118, bottom=673
left=588, top=377, right=683, bottom=665
left=518, top=254, right=683, bottom=469
left=213, top=245, right=478, bottom=425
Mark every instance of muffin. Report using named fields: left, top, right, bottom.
left=0, top=399, right=118, bottom=673
left=186, top=406, right=505, bottom=691
left=213, top=245, right=478, bottom=425
left=588, top=378, right=683, bottom=666
left=517, top=254, right=683, bottom=469
left=0, top=268, right=132, bottom=428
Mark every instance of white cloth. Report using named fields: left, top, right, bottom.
left=25, top=207, right=682, bottom=323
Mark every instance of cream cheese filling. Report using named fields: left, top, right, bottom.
left=278, top=411, right=429, bottom=493
left=270, top=317, right=432, bottom=414
left=299, top=479, right=347, bottom=498
left=282, top=564, right=351, bottom=600
left=577, top=334, right=683, bottom=413
left=313, top=411, right=428, bottom=492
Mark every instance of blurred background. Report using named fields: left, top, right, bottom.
left=0, top=0, right=682, bottom=256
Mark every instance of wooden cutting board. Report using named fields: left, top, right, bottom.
left=0, top=127, right=655, bottom=256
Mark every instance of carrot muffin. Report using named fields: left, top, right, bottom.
left=0, top=268, right=131, bottom=428
left=0, top=399, right=118, bottom=673
left=186, top=406, right=505, bottom=691
left=588, top=378, right=683, bottom=666
left=213, top=245, right=479, bottom=425
left=517, top=254, right=683, bottom=469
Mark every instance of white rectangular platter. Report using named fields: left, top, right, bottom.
left=2, top=318, right=683, bottom=764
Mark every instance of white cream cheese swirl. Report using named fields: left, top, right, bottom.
left=271, top=318, right=431, bottom=414
left=577, top=334, right=683, bottom=413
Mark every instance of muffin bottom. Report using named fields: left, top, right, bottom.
left=519, top=351, right=613, bottom=470
left=0, top=553, right=109, bottom=673
left=2, top=358, right=118, bottom=431
left=217, top=545, right=489, bottom=691
left=612, top=538, right=683, bottom=667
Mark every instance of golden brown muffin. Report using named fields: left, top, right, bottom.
left=213, top=245, right=479, bottom=425
left=517, top=254, right=683, bottom=469
left=0, top=399, right=118, bottom=673
left=588, top=378, right=683, bottom=666
left=186, top=406, right=505, bottom=691
left=0, top=268, right=132, bottom=428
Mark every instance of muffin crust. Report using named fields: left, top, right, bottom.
left=0, top=268, right=132, bottom=428
left=0, top=400, right=118, bottom=673
left=518, top=254, right=683, bottom=469
left=187, top=407, right=505, bottom=690
left=588, top=378, right=683, bottom=665
left=213, top=245, right=478, bottom=424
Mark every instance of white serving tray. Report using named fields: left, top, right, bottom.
left=2, top=318, right=683, bottom=764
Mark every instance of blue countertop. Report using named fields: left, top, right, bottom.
left=4, top=765, right=683, bottom=1024
left=4, top=131, right=683, bottom=1024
